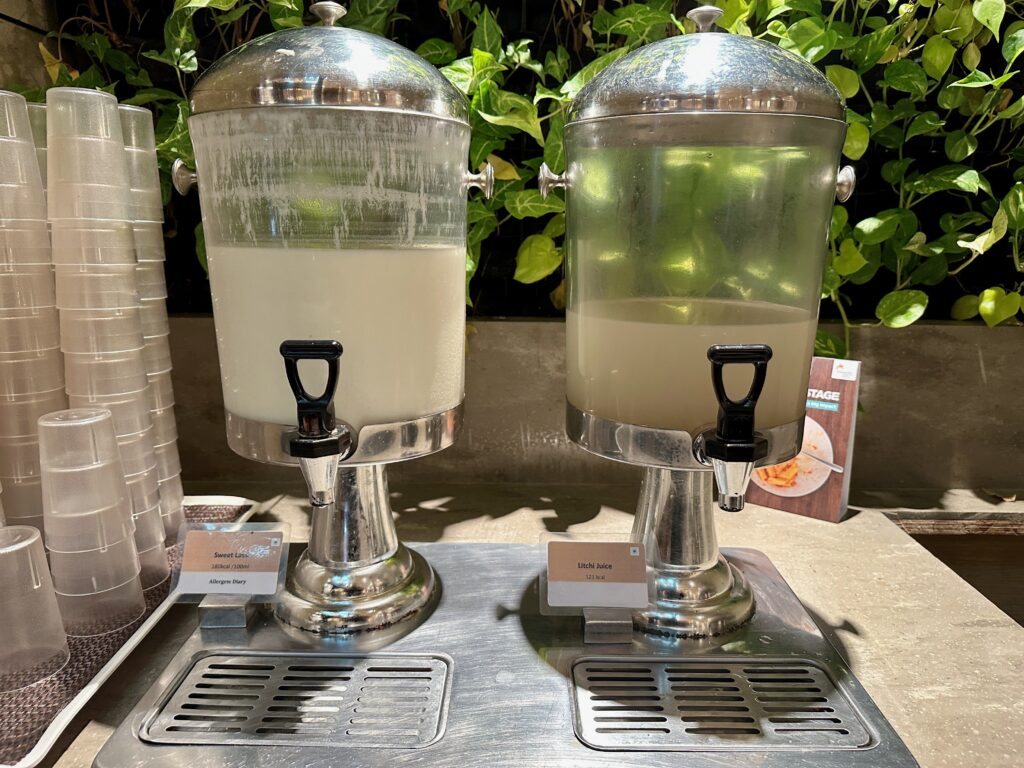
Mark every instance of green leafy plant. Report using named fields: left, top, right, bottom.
left=24, top=0, right=1024, bottom=347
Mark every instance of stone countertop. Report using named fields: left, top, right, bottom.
left=51, top=484, right=1023, bottom=768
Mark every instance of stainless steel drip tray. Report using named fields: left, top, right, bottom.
left=96, top=544, right=918, bottom=768
left=571, top=657, right=871, bottom=751
left=141, top=652, right=450, bottom=749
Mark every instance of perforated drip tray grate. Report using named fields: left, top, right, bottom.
left=141, top=652, right=451, bottom=749
left=572, top=657, right=873, bottom=751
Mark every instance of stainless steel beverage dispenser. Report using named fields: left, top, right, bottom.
left=174, top=1, right=492, bottom=635
left=541, top=6, right=855, bottom=637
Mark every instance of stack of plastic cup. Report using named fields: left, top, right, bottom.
left=26, top=103, right=46, bottom=198
left=118, top=105, right=183, bottom=544
left=0, top=92, right=63, bottom=535
left=0, top=526, right=69, bottom=691
left=38, top=409, right=158, bottom=635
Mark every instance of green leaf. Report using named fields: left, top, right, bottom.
left=814, top=328, right=847, bottom=359
left=834, top=238, right=868, bottom=275
left=504, top=190, right=565, bottom=219
left=471, top=6, right=503, bottom=57
left=957, top=207, right=1009, bottom=255
left=213, top=3, right=254, bottom=25
left=848, top=23, right=899, bottom=71
left=944, top=129, right=979, bottom=161
left=342, top=0, right=401, bottom=35
left=1003, top=28, right=1024, bottom=65
left=876, top=290, right=928, bottom=328
left=826, top=65, right=859, bottom=98
left=416, top=38, right=458, bottom=66
left=123, top=88, right=182, bottom=106
left=820, top=263, right=841, bottom=296
left=906, top=165, right=981, bottom=195
left=908, top=255, right=948, bottom=286
left=543, top=213, right=566, bottom=238
left=440, top=57, right=473, bottom=94
left=951, top=294, right=981, bottom=320
left=972, top=0, right=1005, bottom=40
left=268, top=0, right=303, bottom=29
left=560, top=48, right=630, bottom=101
left=470, top=48, right=506, bottom=93
left=963, top=42, right=982, bottom=71
left=514, top=234, right=562, bottom=283
left=502, top=39, right=543, bottom=75
left=882, top=60, right=928, bottom=99
left=542, top=110, right=565, bottom=174
left=922, top=36, right=956, bottom=79
left=854, top=210, right=904, bottom=244
left=543, top=46, right=570, bottom=82
left=1002, top=183, right=1024, bottom=229
left=906, top=111, right=945, bottom=140
left=194, top=221, right=207, bottom=274
left=476, top=81, right=543, bottom=143
left=781, top=17, right=837, bottom=63
left=842, top=121, right=869, bottom=160
left=950, top=69, right=1018, bottom=88
left=978, top=287, right=1021, bottom=326
left=830, top=205, right=849, bottom=240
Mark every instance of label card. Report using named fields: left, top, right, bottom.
left=177, top=528, right=286, bottom=596
left=546, top=541, right=648, bottom=608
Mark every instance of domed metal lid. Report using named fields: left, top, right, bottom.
left=567, top=7, right=844, bottom=124
left=189, top=2, right=468, bottom=122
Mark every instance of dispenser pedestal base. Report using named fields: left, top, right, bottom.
left=96, top=544, right=918, bottom=768
left=274, top=543, right=438, bottom=638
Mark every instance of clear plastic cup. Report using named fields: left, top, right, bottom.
left=158, top=472, right=185, bottom=544
left=0, top=387, right=67, bottom=437
left=132, top=502, right=166, bottom=554
left=55, top=572, right=145, bottom=636
left=54, top=263, right=139, bottom=309
left=68, top=390, right=152, bottom=435
left=125, top=461, right=159, bottom=511
left=0, top=92, right=46, bottom=221
left=0, top=435, right=41, bottom=481
left=0, top=474, right=42, bottom=522
left=133, top=223, right=165, bottom=262
left=46, top=89, right=131, bottom=221
left=0, top=307, right=60, bottom=353
left=64, top=349, right=147, bottom=398
left=26, top=103, right=46, bottom=190
left=117, top=426, right=156, bottom=476
left=59, top=307, right=144, bottom=354
left=37, top=407, right=119, bottom=468
left=48, top=535, right=141, bottom=594
left=41, top=461, right=132, bottom=517
left=150, top=405, right=177, bottom=446
left=147, top=370, right=175, bottom=410
left=119, top=105, right=162, bottom=222
left=136, top=261, right=166, bottom=300
left=154, top=439, right=180, bottom=481
left=0, top=264, right=55, bottom=308
left=0, top=220, right=51, bottom=266
left=0, top=526, right=69, bottom=691
left=0, top=347, right=64, bottom=395
left=142, top=334, right=172, bottom=373
left=137, top=541, right=170, bottom=589
left=50, top=221, right=137, bottom=265
left=139, top=298, right=168, bottom=337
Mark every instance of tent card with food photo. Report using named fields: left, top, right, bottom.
left=746, top=357, right=861, bottom=523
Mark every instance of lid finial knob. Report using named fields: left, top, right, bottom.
left=310, top=1, right=347, bottom=26
left=686, top=5, right=724, bottom=33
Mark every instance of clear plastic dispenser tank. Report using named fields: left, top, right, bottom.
left=185, top=2, right=486, bottom=446
left=556, top=14, right=849, bottom=439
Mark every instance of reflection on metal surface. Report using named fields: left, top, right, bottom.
left=142, top=652, right=450, bottom=748
left=225, top=404, right=463, bottom=466
left=566, top=402, right=802, bottom=471
left=98, top=544, right=918, bottom=768
left=572, top=657, right=872, bottom=750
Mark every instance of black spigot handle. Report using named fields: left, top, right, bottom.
left=702, top=344, right=773, bottom=463
left=280, top=341, right=343, bottom=456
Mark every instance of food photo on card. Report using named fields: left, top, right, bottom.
left=745, top=357, right=861, bottom=523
